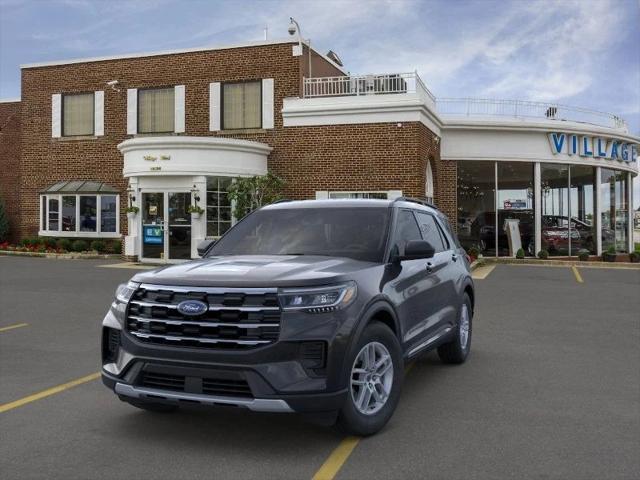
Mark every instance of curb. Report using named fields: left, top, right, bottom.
left=0, top=250, right=121, bottom=260
left=480, top=257, right=640, bottom=270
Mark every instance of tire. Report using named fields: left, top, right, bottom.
left=437, top=293, right=472, bottom=364
left=125, top=399, right=178, bottom=413
left=336, top=321, right=403, bottom=436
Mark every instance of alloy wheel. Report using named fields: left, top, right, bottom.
left=350, top=341, right=394, bottom=415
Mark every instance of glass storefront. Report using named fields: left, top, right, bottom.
left=601, top=169, right=628, bottom=253
left=458, top=161, right=615, bottom=257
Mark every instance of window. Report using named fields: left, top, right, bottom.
left=328, top=192, right=389, bottom=199
left=457, top=161, right=496, bottom=255
left=40, top=193, right=119, bottom=237
left=222, top=81, right=261, bottom=129
left=414, top=211, right=447, bottom=252
left=394, top=210, right=422, bottom=256
left=206, top=177, right=233, bottom=237
left=601, top=169, right=628, bottom=253
left=62, top=93, right=94, bottom=136
left=138, top=87, right=175, bottom=133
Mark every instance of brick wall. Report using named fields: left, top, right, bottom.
left=0, top=101, right=21, bottom=242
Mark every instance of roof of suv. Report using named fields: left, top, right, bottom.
left=262, top=198, right=442, bottom=214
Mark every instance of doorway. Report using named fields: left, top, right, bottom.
left=141, top=191, right=192, bottom=262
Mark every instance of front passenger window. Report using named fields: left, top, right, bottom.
left=395, top=210, right=422, bottom=256
left=415, top=212, right=447, bottom=253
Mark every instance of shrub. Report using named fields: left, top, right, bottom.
left=537, top=249, right=549, bottom=259
left=42, top=237, right=57, bottom=249
left=57, top=238, right=72, bottom=251
left=0, top=195, right=9, bottom=242
left=515, top=248, right=525, bottom=259
left=107, top=239, right=122, bottom=254
left=577, top=249, right=590, bottom=261
left=467, top=246, right=480, bottom=258
left=71, top=239, right=88, bottom=252
left=90, top=240, right=106, bottom=253
left=630, top=251, right=640, bottom=263
left=227, top=173, right=286, bottom=220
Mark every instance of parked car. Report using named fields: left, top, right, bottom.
left=469, top=210, right=534, bottom=253
left=101, top=198, right=474, bottom=435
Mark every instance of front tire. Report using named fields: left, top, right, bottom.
left=437, top=293, right=472, bottom=364
left=336, top=321, right=403, bottom=436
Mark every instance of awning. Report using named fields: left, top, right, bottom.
left=41, top=180, right=119, bottom=194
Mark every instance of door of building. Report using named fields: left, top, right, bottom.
left=140, top=191, right=192, bottom=262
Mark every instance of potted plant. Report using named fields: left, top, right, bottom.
left=467, top=246, right=479, bottom=263
left=629, top=248, right=640, bottom=263
left=515, top=248, right=525, bottom=259
left=537, top=249, right=549, bottom=260
left=577, top=249, right=590, bottom=261
left=125, top=206, right=139, bottom=221
left=187, top=204, right=204, bottom=219
left=603, top=245, right=617, bottom=262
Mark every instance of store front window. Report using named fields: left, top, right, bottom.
left=206, top=176, right=233, bottom=237
left=569, top=166, right=596, bottom=254
left=497, top=162, right=534, bottom=256
left=457, top=161, right=495, bottom=256
left=601, top=169, right=628, bottom=253
left=541, top=164, right=569, bottom=256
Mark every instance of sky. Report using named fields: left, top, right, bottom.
left=0, top=0, right=639, bottom=205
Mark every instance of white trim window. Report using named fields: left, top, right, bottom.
left=39, top=192, right=120, bottom=238
left=52, top=91, right=105, bottom=138
left=206, top=176, right=233, bottom=237
left=222, top=81, right=262, bottom=130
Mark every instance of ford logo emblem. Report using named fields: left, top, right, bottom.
left=177, top=300, right=208, bottom=316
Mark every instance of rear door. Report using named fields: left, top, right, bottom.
left=411, top=211, right=459, bottom=344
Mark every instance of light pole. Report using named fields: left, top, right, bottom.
left=288, top=17, right=312, bottom=80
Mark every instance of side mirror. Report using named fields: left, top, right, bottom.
left=402, top=240, right=435, bottom=261
left=197, top=239, right=215, bottom=257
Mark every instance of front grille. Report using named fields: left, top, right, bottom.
left=140, top=371, right=252, bottom=398
left=126, top=284, right=281, bottom=350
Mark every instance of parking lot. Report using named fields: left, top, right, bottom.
left=1, top=257, right=639, bottom=480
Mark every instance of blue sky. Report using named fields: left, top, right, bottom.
left=1, top=0, right=638, bottom=204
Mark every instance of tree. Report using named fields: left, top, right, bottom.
left=0, top=194, right=9, bottom=242
left=226, top=173, right=286, bottom=220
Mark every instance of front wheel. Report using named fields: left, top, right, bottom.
left=336, top=321, right=403, bottom=436
left=437, top=293, right=472, bottom=364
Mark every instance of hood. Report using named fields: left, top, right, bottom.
left=131, top=255, right=376, bottom=288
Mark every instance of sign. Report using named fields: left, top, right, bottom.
left=143, top=226, right=163, bottom=245
left=504, top=199, right=527, bottom=210
left=548, top=133, right=638, bottom=163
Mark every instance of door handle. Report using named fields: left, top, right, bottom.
left=426, top=262, right=433, bottom=273
left=452, top=253, right=458, bottom=262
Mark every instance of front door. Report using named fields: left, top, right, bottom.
left=141, top=192, right=192, bottom=262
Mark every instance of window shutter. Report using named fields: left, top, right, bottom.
left=94, top=91, right=104, bottom=136
left=127, top=88, right=137, bottom=134
left=315, top=191, right=329, bottom=200
left=174, top=85, right=185, bottom=133
left=209, top=82, right=221, bottom=131
left=51, top=94, right=61, bottom=138
left=262, top=78, right=274, bottom=129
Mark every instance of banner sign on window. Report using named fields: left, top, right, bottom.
left=143, top=226, right=163, bottom=245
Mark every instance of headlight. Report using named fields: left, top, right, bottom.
left=278, top=282, right=357, bottom=313
left=115, top=281, right=139, bottom=303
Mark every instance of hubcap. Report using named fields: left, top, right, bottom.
left=350, top=342, right=394, bottom=415
left=459, top=304, right=470, bottom=349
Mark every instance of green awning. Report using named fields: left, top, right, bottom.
left=41, top=180, right=119, bottom=194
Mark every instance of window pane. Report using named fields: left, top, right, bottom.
left=206, top=176, right=234, bottom=237
left=541, top=164, right=569, bottom=256
left=41, top=196, right=46, bottom=230
left=223, top=82, right=261, bottom=129
left=395, top=210, right=422, bottom=256
left=497, top=162, right=534, bottom=257
left=602, top=169, right=628, bottom=253
left=63, top=93, right=94, bottom=136
left=414, top=212, right=446, bottom=252
left=457, top=161, right=495, bottom=256
left=79, top=196, right=97, bottom=232
left=62, top=196, right=76, bottom=232
left=48, top=197, right=59, bottom=231
left=138, top=88, right=175, bottom=133
left=569, top=166, right=596, bottom=255
left=101, top=195, right=117, bottom=233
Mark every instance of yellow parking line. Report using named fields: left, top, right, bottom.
left=571, top=265, right=584, bottom=283
left=311, top=361, right=416, bottom=479
left=471, top=264, right=495, bottom=280
left=0, top=372, right=100, bottom=414
left=0, top=322, right=28, bottom=333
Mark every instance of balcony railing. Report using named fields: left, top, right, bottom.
left=303, top=72, right=436, bottom=102
left=301, top=73, right=627, bottom=131
left=436, top=97, right=628, bottom=131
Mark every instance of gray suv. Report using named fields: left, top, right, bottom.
left=102, top=198, right=474, bottom=435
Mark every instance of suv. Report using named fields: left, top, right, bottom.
left=102, top=198, right=474, bottom=435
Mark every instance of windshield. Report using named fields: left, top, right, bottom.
left=207, top=207, right=391, bottom=263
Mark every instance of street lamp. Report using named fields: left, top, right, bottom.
left=288, top=17, right=312, bottom=79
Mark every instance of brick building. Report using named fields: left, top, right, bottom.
left=0, top=38, right=638, bottom=261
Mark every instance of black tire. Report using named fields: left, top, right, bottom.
left=336, top=321, right=404, bottom=436
left=125, top=399, right=178, bottom=413
left=437, top=293, right=472, bottom=364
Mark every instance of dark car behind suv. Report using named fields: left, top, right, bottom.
left=102, top=198, right=474, bottom=435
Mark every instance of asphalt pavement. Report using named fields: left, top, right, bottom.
left=0, top=257, right=638, bottom=479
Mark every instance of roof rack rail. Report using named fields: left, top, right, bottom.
left=392, top=196, right=437, bottom=209
left=271, top=199, right=292, bottom=204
